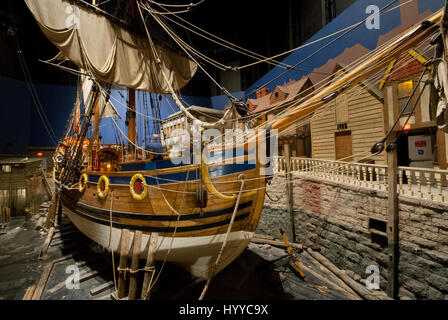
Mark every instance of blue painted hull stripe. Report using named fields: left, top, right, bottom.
left=120, top=148, right=254, bottom=172
left=88, top=163, right=256, bottom=185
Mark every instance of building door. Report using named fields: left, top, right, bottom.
left=335, top=131, right=352, bottom=161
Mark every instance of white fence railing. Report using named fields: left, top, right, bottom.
left=273, top=156, right=448, bottom=203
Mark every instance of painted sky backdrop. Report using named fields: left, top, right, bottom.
left=245, top=0, right=445, bottom=97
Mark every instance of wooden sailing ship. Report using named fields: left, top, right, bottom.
left=25, top=0, right=448, bottom=292
left=25, top=0, right=269, bottom=281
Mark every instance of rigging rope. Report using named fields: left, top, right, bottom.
left=144, top=3, right=238, bottom=99
left=17, top=52, right=58, bottom=145
left=198, top=173, right=247, bottom=300
left=144, top=0, right=415, bottom=74
left=108, top=190, right=118, bottom=293
left=146, top=169, right=190, bottom=293
left=99, top=34, right=434, bottom=179
left=147, top=0, right=206, bottom=8
left=247, top=0, right=402, bottom=98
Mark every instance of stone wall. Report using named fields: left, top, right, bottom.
left=256, top=173, right=448, bottom=300
left=0, top=159, right=49, bottom=216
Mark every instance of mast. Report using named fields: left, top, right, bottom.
left=74, top=89, right=81, bottom=135
left=91, top=0, right=99, bottom=149
left=93, top=85, right=100, bottom=146
left=127, top=88, right=136, bottom=152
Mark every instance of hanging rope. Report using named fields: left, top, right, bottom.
left=108, top=190, right=118, bottom=293
left=144, top=0, right=415, bottom=73
left=146, top=170, right=190, bottom=293
left=198, top=173, right=247, bottom=300
left=147, top=0, right=206, bottom=8
left=144, top=3, right=238, bottom=101
left=247, top=0, right=401, bottom=98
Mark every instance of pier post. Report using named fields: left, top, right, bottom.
left=45, top=193, right=58, bottom=229
left=117, top=229, right=130, bottom=299
left=141, top=232, right=158, bottom=300
left=128, top=231, right=142, bottom=300
left=284, top=142, right=295, bottom=243
left=386, top=142, right=399, bottom=299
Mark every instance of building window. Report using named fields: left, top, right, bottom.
left=1, top=165, right=11, bottom=173
left=335, top=93, right=349, bottom=130
left=337, top=122, right=348, bottom=130
left=274, top=92, right=279, bottom=99
left=398, top=80, right=414, bottom=114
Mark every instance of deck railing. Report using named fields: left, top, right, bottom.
left=273, top=156, right=448, bottom=203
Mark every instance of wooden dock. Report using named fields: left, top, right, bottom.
left=0, top=205, right=368, bottom=301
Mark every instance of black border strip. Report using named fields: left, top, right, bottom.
left=72, top=207, right=250, bottom=233
left=76, top=201, right=252, bottom=222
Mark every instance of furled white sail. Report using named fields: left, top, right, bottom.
left=24, top=0, right=197, bottom=93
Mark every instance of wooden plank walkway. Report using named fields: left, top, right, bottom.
left=1, top=208, right=361, bottom=300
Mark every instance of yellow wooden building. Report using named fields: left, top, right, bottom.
left=310, top=64, right=386, bottom=164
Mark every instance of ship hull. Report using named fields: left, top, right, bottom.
left=64, top=206, right=253, bottom=278
left=58, top=155, right=267, bottom=278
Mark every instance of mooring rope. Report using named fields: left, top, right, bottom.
left=146, top=170, right=190, bottom=294
left=108, top=190, right=118, bottom=293
left=198, top=174, right=246, bottom=300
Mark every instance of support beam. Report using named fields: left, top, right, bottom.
left=45, top=193, right=58, bottom=229
left=90, top=281, right=114, bottom=297
left=127, top=88, right=136, bottom=151
left=284, top=142, right=295, bottom=243
left=386, top=144, right=399, bottom=299
left=117, top=229, right=130, bottom=299
left=128, top=231, right=142, bottom=300
left=141, top=232, right=158, bottom=300
left=93, top=85, right=100, bottom=145
left=39, top=227, right=55, bottom=258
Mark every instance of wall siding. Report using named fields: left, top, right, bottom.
left=311, top=86, right=386, bottom=164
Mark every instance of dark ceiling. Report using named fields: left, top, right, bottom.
left=0, top=1, right=349, bottom=96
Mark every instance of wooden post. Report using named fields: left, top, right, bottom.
left=128, top=88, right=136, bottom=152
left=45, top=193, right=58, bottom=229
left=93, top=86, right=100, bottom=146
left=141, top=232, right=158, bottom=300
left=39, top=226, right=55, bottom=258
left=117, top=229, right=130, bottom=299
left=386, top=144, right=399, bottom=299
left=56, top=196, right=63, bottom=227
left=284, top=142, right=295, bottom=243
left=128, top=231, right=142, bottom=300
